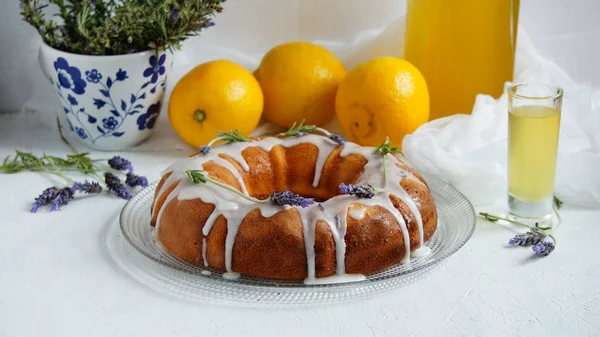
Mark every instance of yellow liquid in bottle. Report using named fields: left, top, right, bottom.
left=508, top=106, right=560, bottom=201
left=405, top=0, right=519, bottom=120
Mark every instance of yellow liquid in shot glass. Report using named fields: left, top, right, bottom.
left=508, top=106, right=560, bottom=201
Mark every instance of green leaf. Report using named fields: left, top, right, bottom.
left=278, top=119, right=318, bottom=137
left=373, top=137, right=402, bottom=156
left=213, top=129, right=252, bottom=145
left=184, top=169, right=208, bottom=184
left=553, top=196, right=563, bottom=209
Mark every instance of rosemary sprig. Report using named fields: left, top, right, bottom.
left=373, top=137, right=403, bottom=190
left=278, top=120, right=318, bottom=137
left=373, top=136, right=403, bottom=156
left=277, top=119, right=345, bottom=145
left=208, top=129, right=253, bottom=146
left=0, top=151, right=98, bottom=174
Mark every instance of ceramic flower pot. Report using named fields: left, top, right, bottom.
left=38, top=42, right=172, bottom=151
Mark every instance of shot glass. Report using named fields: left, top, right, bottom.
left=507, top=82, right=563, bottom=224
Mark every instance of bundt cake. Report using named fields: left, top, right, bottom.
left=150, top=126, right=437, bottom=284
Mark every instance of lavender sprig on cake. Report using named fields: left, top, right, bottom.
left=199, top=146, right=211, bottom=155
left=328, top=134, right=345, bottom=146
left=339, top=183, right=375, bottom=199
left=269, top=190, right=315, bottom=208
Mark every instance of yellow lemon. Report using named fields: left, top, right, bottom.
left=255, top=42, right=346, bottom=128
left=169, top=60, right=263, bottom=148
left=335, top=57, right=429, bottom=146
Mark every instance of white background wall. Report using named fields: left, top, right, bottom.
left=1, top=0, right=599, bottom=112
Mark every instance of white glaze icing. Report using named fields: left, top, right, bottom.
left=348, top=206, right=366, bottom=220
left=303, top=273, right=366, bottom=285
left=411, top=246, right=432, bottom=258
left=152, top=134, right=432, bottom=284
left=223, top=271, right=241, bottom=280
left=298, top=207, right=319, bottom=281
left=202, top=237, right=208, bottom=267
left=212, top=156, right=249, bottom=195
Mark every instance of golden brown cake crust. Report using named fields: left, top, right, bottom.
left=151, top=138, right=437, bottom=280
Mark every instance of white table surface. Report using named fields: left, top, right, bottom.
left=1, top=113, right=599, bottom=337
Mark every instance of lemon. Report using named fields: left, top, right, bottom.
left=335, top=57, right=429, bottom=146
left=255, top=42, right=346, bottom=128
left=169, top=60, right=263, bottom=148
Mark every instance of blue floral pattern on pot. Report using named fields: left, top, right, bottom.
left=143, top=54, right=167, bottom=84
left=137, top=102, right=161, bottom=130
left=53, top=55, right=167, bottom=145
left=85, top=69, right=102, bottom=83
left=54, top=57, right=87, bottom=94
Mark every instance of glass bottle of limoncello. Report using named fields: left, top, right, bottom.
left=405, top=0, right=520, bottom=120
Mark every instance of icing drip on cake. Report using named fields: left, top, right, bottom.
left=348, top=206, right=366, bottom=220
left=152, top=134, right=431, bottom=284
left=202, top=237, right=208, bottom=267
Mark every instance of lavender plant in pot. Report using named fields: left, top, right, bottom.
left=21, top=0, right=225, bottom=151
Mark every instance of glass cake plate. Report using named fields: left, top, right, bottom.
left=106, top=172, right=475, bottom=307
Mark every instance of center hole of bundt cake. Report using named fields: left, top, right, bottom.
left=247, top=179, right=346, bottom=203
left=216, top=142, right=368, bottom=202
left=249, top=174, right=357, bottom=203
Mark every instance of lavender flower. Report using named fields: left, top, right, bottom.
left=108, top=156, right=133, bottom=173
left=30, top=187, right=60, bottom=213
left=125, top=172, right=148, bottom=188
left=328, top=134, right=345, bottom=146
left=269, top=190, right=315, bottom=208
left=508, top=229, right=544, bottom=246
left=295, top=132, right=306, bottom=137
left=50, top=187, right=75, bottom=211
left=104, top=172, right=132, bottom=200
left=532, top=241, right=555, bottom=257
left=339, top=183, right=375, bottom=199
left=72, top=181, right=102, bottom=194
left=199, top=146, right=211, bottom=155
